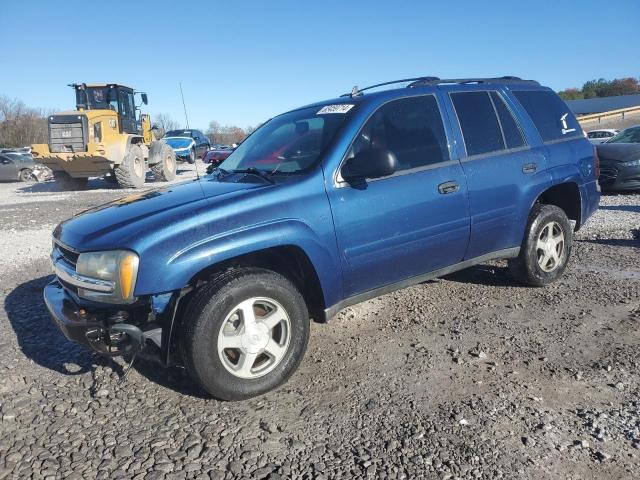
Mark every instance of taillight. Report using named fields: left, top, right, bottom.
left=593, top=146, right=600, bottom=179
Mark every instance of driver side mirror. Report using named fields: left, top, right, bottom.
left=141, top=93, right=148, bottom=105
left=341, top=148, right=397, bottom=181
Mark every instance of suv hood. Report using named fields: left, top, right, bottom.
left=55, top=178, right=266, bottom=250
left=597, top=143, right=640, bottom=163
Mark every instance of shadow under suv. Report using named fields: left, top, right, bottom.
left=44, top=76, right=600, bottom=400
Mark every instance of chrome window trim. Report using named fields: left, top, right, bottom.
left=52, top=258, right=115, bottom=293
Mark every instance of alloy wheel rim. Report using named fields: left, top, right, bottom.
left=536, top=221, right=565, bottom=272
left=217, top=297, right=291, bottom=379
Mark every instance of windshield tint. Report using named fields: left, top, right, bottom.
left=165, top=130, right=192, bottom=138
left=219, top=105, right=354, bottom=174
left=607, top=126, right=640, bottom=144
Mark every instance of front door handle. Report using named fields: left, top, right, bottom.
left=438, top=181, right=459, bottom=194
left=522, top=163, right=538, bottom=174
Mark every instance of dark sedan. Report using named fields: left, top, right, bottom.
left=0, top=152, right=52, bottom=182
left=597, top=126, right=640, bottom=192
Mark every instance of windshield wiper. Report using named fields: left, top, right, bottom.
left=230, top=167, right=275, bottom=184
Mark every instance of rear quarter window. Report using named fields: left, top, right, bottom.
left=513, top=90, right=582, bottom=142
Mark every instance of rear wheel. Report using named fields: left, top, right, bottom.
left=19, top=168, right=35, bottom=182
left=53, top=171, right=88, bottom=190
left=508, top=204, right=572, bottom=286
left=149, top=143, right=176, bottom=181
left=181, top=268, right=310, bottom=401
left=115, top=144, right=146, bottom=188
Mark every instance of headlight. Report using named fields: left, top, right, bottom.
left=621, top=158, right=640, bottom=167
left=92, top=122, right=102, bottom=142
left=76, top=250, right=139, bottom=303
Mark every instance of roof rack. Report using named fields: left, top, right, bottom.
left=342, top=76, right=539, bottom=97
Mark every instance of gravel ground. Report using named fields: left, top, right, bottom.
left=0, top=172, right=638, bottom=480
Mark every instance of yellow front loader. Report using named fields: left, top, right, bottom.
left=32, top=83, right=175, bottom=189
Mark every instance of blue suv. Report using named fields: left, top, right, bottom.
left=45, top=76, right=600, bottom=400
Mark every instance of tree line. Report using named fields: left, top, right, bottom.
left=558, top=77, right=639, bottom=100
left=0, top=95, right=50, bottom=148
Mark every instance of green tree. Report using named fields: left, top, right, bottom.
left=558, top=88, right=583, bottom=100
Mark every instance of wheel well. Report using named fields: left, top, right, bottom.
left=188, top=246, right=326, bottom=322
left=536, top=182, right=582, bottom=230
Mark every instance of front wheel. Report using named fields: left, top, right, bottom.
left=149, top=142, right=176, bottom=181
left=508, top=204, right=572, bottom=286
left=181, top=268, right=310, bottom=401
left=19, top=168, right=35, bottom=182
left=187, top=148, right=196, bottom=164
left=115, top=144, right=146, bottom=188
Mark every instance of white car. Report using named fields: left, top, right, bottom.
left=587, top=129, right=618, bottom=144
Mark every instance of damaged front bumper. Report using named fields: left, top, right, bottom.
left=44, top=281, right=172, bottom=360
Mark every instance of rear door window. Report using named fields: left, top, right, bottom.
left=451, top=91, right=504, bottom=156
left=513, top=90, right=582, bottom=142
left=490, top=92, right=525, bottom=149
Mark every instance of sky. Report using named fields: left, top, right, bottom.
left=1, top=0, right=638, bottom=130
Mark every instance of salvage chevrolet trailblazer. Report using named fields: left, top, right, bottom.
left=45, top=76, right=600, bottom=400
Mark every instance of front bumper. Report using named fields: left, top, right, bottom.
left=599, top=163, right=640, bottom=191
left=44, top=281, right=154, bottom=357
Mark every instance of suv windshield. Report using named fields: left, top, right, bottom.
left=219, top=105, right=354, bottom=174
left=165, top=130, right=193, bottom=138
left=607, top=126, right=640, bottom=144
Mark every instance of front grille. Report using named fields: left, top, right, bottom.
left=55, top=242, right=79, bottom=267
left=599, top=165, right=618, bottom=184
left=49, top=115, right=87, bottom=153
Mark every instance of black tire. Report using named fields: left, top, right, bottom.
left=53, top=171, right=88, bottom=190
left=181, top=268, right=310, bottom=401
left=187, top=148, right=196, bottom=164
left=19, top=168, right=35, bottom=182
left=104, top=171, right=118, bottom=183
left=115, top=144, right=146, bottom=188
left=508, top=204, right=572, bottom=287
left=149, top=142, right=176, bottom=182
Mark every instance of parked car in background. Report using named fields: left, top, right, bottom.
left=203, top=146, right=235, bottom=166
left=44, top=76, right=599, bottom=401
left=162, top=129, right=210, bottom=163
left=0, top=152, right=52, bottom=182
left=0, top=147, right=32, bottom=155
left=596, top=125, right=640, bottom=191
left=587, top=129, right=618, bottom=144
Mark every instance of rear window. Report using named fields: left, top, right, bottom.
left=513, top=90, right=582, bottom=142
left=451, top=91, right=504, bottom=156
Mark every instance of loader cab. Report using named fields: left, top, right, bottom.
left=72, top=83, right=144, bottom=135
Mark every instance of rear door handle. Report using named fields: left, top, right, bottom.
left=438, top=181, right=459, bottom=194
left=522, top=163, right=537, bottom=174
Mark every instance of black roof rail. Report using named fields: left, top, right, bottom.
left=341, top=77, right=441, bottom=97
left=342, top=76, right=539, bottom=97
left=409, top=76, right=540, bottom=88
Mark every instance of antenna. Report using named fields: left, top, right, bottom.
left=178, top=82, right=200, bottom=180
left=179, top=82, right=190, bottom=128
